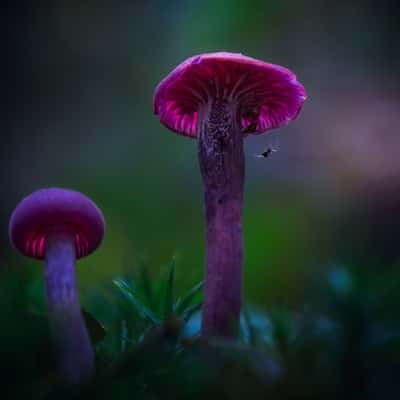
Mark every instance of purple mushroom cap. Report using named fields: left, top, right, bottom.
left=9, top=188, right=105, bottom=260
left=154, top=52, right=307, bottom=138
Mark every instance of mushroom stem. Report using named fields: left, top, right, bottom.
left=45, top=232, right=94, bottom=384
left=198, top=99, right=245, bottom=337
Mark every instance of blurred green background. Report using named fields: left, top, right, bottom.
left=2, top=0, right=400, bottom=310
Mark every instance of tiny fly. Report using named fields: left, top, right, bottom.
left=254, top=146, right=277, bottom=159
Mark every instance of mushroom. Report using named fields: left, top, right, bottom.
left=9, top=188, right=105, bottom=384
left=154, top=52, right=306, bottom=337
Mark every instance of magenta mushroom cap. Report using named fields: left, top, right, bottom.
left=154, top=52, right=307, bottom=138
left=9, top=188, right=105, bottom=260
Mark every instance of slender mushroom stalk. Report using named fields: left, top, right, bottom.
left=45, top=231, right=94, bottom=383
left=198, top=100, right=244, bottom=336
left=154, top=52, right=306, bottom=337
left=9, top=188, right=105, bottom=384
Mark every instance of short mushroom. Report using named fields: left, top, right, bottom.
left=9, top=188, right=105, bottom=384
left=154, top=52, right=306, bottom=337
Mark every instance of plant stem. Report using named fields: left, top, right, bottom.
left=45, top=232, right=94, bottom=384
left=198, top=99, right=245, bottom=337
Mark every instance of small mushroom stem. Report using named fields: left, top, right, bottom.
left=198, top=99, right=245, bottom=337
left=44, top=232, right=94, bottom=384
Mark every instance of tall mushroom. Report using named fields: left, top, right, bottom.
left=154, top=52, right=306, bottom=337
left=9, top=188, right=105, bottom=384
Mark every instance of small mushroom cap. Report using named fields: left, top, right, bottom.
left=9, top=188, right=105, bottom=260
left=154, top=52, right=307, bottom=138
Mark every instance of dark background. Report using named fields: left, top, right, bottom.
left=2, top=0, right=400, bottom=308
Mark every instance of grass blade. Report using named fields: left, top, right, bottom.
left=163, top=257, right=176, bottom=319
left=242, top=307, right=256, bottom=346
left=113, top=278, right=159, bottom=325
left=139, top=259, right=154, bottom=308
left=182, top=302, right=202, bottom=322
left=177, top=281, right=204, bottom=314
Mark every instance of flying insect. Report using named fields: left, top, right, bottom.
left=254, top=146, right=277, bottom=159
